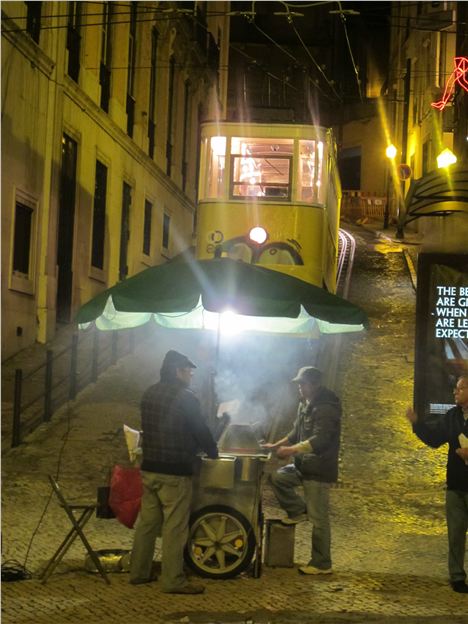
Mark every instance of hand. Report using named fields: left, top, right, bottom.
left=406, top=407, right=417, bottom=424
left=261, top=442, right=279, bottom=450
left=455, top=447, right=468, bottom=464
left=276, top=445, right=296, bottom=459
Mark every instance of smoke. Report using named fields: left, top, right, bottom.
left=135, top=325, right=321, bottom=440
left=212, top=333, right=319, bottom=438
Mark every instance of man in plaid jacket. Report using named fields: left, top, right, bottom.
left=130, top=350, right=218, bottom=593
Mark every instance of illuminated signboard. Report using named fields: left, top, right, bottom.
left=431, top=56, right=468, bottom=111
left=414, top=253, right=468, bottom=417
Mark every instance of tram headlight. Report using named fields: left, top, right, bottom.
left=248, top=227, right=268, bottom=245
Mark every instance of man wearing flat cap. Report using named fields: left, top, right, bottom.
left=130, top=350, right=218, bottom=593
left=264, top=366, right=341, bottom=575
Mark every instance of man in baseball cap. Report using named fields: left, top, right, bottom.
left=264, top=365, right=341, bottom=576
left=291, top=366, right=322, bottom=384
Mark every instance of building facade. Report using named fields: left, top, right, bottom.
left=387, top=1, right=467, bottom=244
left=1, top=1, right=230, bottom=359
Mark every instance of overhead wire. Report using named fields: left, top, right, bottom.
left=245, top=1, right=340, bottom=102
left=3, top=1, right=463, bottom=96
left=336, top=1, right=363, bottom=103
left=276, top=1, right=342, bottom=101
left=230, top=44, right=301, bottom=93
left=2, top=3, right=465, bottom=36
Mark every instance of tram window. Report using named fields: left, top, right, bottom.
left=299, top=140, right=326, bottom=204
left=202, top=136, right=226, bottom=199
left=231, top=156, right=291, bottom=199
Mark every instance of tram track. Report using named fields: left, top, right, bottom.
left=319, top=228, right=358, bottom=389
left=337, top=228, right=357, bottom=298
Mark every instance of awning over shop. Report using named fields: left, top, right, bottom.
left=401, top=165, right=468, bottom=226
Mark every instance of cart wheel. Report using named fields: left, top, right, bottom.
left=184, top=505, right=256, bottom=579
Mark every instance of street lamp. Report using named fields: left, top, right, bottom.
left=437, top=148, right=457, bottom=168
left=386, top=144, right=397, bottom=159
left=383, top=144, right=397, bottom=228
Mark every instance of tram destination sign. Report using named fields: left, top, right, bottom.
left=414, top=253, right=468, bottom=417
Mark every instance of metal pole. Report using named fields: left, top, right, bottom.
left=12, top=369, right=23, bottom=447
left=69, top=333, right=78, bottom=400
left=383, top=167, right=390, bottom=229
left=44, top=350, right=53, bottom=422
left=396, top=58, right=411, bottom=239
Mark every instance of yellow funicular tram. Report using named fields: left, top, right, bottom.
left=196, top=121, right=342, bottom=292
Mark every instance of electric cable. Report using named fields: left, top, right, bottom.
left=246, top=2, right=341, bottom=102
left=2, top=2, right=465, bottom=35
left=280, top=4, right=342, bottom=101
left=230, top=44, right=301, bottom=93
left=336, top=1, right=363, bottom=102
left=1, top=402, right=74, bottom=579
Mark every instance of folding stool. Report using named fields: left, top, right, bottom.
left=40, top=475, right=111, bottom=584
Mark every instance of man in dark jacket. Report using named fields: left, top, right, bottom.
left=406, top=375, right=468, bottom=594
left=264, top=366, right=341, bottom=575
left=130, top=350, right=218, bottom=593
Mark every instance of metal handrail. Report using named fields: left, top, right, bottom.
left=10, top=326, right=138, bottom=448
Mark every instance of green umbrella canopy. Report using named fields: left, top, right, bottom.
left=76, top=257, right=368, bottom=328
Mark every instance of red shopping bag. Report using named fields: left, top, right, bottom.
left=108, top=465, right=143, bottom=529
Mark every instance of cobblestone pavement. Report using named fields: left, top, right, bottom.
left=2, top=224, right=467, bottom=624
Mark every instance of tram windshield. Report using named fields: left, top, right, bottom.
left=201, top=133, right=327, bottom=204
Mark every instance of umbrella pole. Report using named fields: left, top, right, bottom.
left=208, top=314, right=222, bottom=432
left=215, top=312, right=221, bottom=372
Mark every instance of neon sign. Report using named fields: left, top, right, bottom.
left=431, top=56, right=468, bottom=111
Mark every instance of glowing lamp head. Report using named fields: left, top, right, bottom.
left=437, top=148, right=457, bottom=168
left=386, top=144, right=397, bottom=159
left=248, top=227, right=268, bottom=245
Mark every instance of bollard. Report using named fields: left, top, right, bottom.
left=12, top=369, right=23, bottom=447
left=44, top=350, right=53, bottom=421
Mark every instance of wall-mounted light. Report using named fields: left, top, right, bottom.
left=437, top=148, right=457, bottom=169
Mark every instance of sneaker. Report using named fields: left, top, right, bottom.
left=281, top=513, right=308, bottom=525
left=451, top=580, right=468, bottom=594
left=298, top=565, right=333, bottom=575
left=164, top=583, right=205, bottom=595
